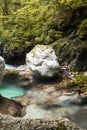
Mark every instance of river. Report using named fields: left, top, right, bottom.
left=0, top=64, right=87, bottom=129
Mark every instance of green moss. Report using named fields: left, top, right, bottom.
left=52, top=38, right=77, bottom=64
left=77, top=19, right=87, bottom=39
left=0, top=0, right=87, bottom=67
left=4, top=69, right=18, bottom=74
left=0, top=0, right=78, bottom=49
left=58, top=123, right=67, bottom=130
left=75, top=74, right=87, bottom=87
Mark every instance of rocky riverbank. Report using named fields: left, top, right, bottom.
left=0, top=0, right=87, bottom=129
left=0, top=114, right=81, bottom=130
left=0, top=59, right=87, bottom=129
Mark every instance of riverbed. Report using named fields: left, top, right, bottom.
left=0, top=64, right=87, bottom=129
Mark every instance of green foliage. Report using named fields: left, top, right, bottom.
left=0, top=0, right=87, bottom=51
left=75, top=74, right=87, bottom=87
left=58, top=122, right=67, bottom=130
left=58, top=0, right=86, bottom=5
left=77, top=19, right=87, bottom=39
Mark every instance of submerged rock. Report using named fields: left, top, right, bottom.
left=0, top=56, right=5, bottom=85
left=26, top=44, right=60, bottom=77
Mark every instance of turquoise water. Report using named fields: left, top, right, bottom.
left=0, top=64, right=25, bottom=99
left=0, top=84, right=25, bottom=99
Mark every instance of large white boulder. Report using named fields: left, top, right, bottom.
left=26, top=45, right=60, bottom=77
left=0, top=56, right=5, bottom=85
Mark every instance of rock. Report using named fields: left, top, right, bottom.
left=4, top=47, right=27, bottom=66
left=26, top=45, right=60, bottom=77
left=59, top=66, right=70, bottom=79
left=83, top=72, right=87, bottom=76
left=17, top=65, right=31, bottom=75
left=16, top=65, right=35, bottom=88
left=75, top=45, right=87, bottom=71
left=0, top=56, right=5, bottom=85
left=3, top=70, right=18, bottom=84
left=0, top=114, right=81, bottom=130
left=0, top=95, right=23, bottom=117
left=53, top=38, right=87, bottom=71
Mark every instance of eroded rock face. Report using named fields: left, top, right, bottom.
left=0, top=56, right=5, bottom=85
left=26, top=45, right=60, bottom=77
left=0, top=114, right=81, bottom=130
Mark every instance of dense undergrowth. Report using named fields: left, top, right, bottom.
left=0, top=0, right=87, bottom=67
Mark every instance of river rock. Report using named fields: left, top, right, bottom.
left=0, top=56, right=5, bottom=85
left=26, top=45, right=60, bottom=77
left=0, top=95, right=23, bottom=117
left=0, top=114, right=81, bottom=130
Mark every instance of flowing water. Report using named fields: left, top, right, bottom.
left=0, top=64, right=87, bottom=129
left=5, top=64, right=17, bottom=70
left=23, top=89, right=87, bottom=129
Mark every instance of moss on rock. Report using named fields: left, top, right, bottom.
left=77, top=19, right=87, bottom=39
left=0, top=0, right=87, bottom=68
left=0, top=114, right=81, bottom=130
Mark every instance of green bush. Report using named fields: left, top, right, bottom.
left=0, top=0, right=87, bottom=51
left=75, top=74, right=87, bottom=87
